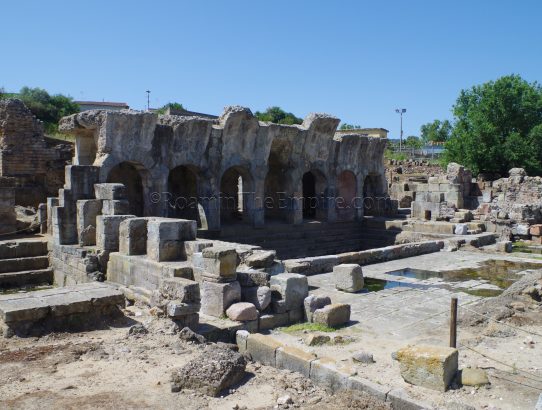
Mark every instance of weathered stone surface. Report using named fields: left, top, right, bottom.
left=201, top=246, right=238, bottom=282
left=276, top=346, right=316, bottom=377
left=245, top=333, right=283, bottom=366
left=241, top=286, right=271, bottom=311
left=101, top=199, right=130, bottom=215
left=530, top=224, right=542, bottom=236
left=245, top=250, right=276, bottom=268
left=200, top=280, right=241, bottom=317
left=94, top=183, right=126, bottom=200
left=454, top=223, right=468, bottom=235
left=147, top=218, right=196, bottom=262
left=395, top=344, right=458, bottom=392
left=119, top=217, right=149, bottom=255
left=312, top=303, right=351, bottom=328
left=496, top=240, right=513, bottom=253
left=270, top=273, right=308, bottom=311
left=236, top=270, right=270, bottom=287
left=460, top=367, right=489, bottom=386
left=352, top=351, right=375, bottom=364
left=170, top=345, right=246, bottom=396
left=304, top=295, right=331, bottom=322
left=305, top=334, right=330, bottom=346
left=334, top=264, right=364, bottom=292
left=309, top=357, right=356, bottom=393
left=96, top=214, right=135, bottom=251
left=226, top=302, right=259, bottom=321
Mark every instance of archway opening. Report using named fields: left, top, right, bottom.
left=220, top=166, right=253, bottom=224
left=167, top=165, right=200, bottom=226
left=107, top=162, right=146, bottom=216
left=336, top=170, right=357, bottom=221
left=302, top=170, right=327, bottom=220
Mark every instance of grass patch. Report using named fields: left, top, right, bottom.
left=280, top=322, right=335, bottom=333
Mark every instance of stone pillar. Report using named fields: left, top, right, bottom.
left=326, top=187, right=337, bottom=223
left=146, top=218, right=197, bottom=262
left=76, top=199, right=102, bottom=246
left=252, top=178, right=265, bottom=228
left=46, top=197, right=59, bottom=237
left=96, top=215, right=135, bottom=251
left=38, top=203, right=47, bottom=234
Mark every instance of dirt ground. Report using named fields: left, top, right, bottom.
left=0, top=306, right=388, bottom=410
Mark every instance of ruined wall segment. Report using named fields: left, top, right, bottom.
left=59, top=106, right=390, bottom=229
left=0, top=99, right=72, bottom=207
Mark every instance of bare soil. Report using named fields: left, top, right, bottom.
left=0, top=306, right=388, bottom=410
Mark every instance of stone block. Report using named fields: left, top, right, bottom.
left=184, top=240, right=213, bottom=257
left=96, top=215, right=135, bottom=251
left=496, top=240, right=513, bottom=253
left=304, top=295, right=331, bottom=322
left=276, top=346, right=316, bottom=377
left=166, top=301, right=200, bottom=318
left=201, top=246, right=238, bottom=282
left=76, top=199, right=102, bottom=246
left=241, top=286, right=271, bottom=311
left=101, top=199, right=130, bottom=215
left=288, top=307, right=304, bottom=324
left=530, top=224, right=542, bottom=237
left=245, top=250, right=276, bottom=268
left=395, top=344, right=458, bottom=392
left=334, top=264, right=364, bottom=293
left=200, top=280, right=241, bottom=317
left=312, top=303, right=350, bottom=328
left=259, top=312, right=289, bottom=330
left=159, top=277, right=200, bottom=304
left=226, top=302, right=259, bottom=321
left=237, top=270, right=270, bottom=287
left=516, top=224, right=530, bottom=236
left=147, top=218, right=196, bottom=262
left=246, top=333, right=283, bottom=366
left=94, top=183, right=126, bottom=200
left=0, top=297, right=49, bottom=323
left=236, top=329, right=249, bottom=353
left=347, top=376, right=389, bottom=402
left=454, top=223, right=468, bottom=235
left=119, top=217, right=149, bottom=255
left=309, top=357, right=355, bottom=393
left=270, top=273, right=308, bottom=311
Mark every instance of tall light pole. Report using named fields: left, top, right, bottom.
left=395, top=108, right=406, bottom=152
left=146, top=90, right=151, bottom=111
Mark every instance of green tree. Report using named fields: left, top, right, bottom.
left=339, top=123, right=362, bottom=130
left=254, top=106, right=302, bottom=125
left=156, top=102, right=185, bottom=114
left=444, top=75, right=542, bottom=175
left=10, top=87, right=80, bottom=134
left=420, top=119, right=452, bottom=145
left=404, top=135, right=423, bottom=150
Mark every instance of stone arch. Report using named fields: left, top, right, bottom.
left=336, top=170, right=357, bottom=221
left=302, top=169, right=327, bottom=220
left=220, top=166, right=254, bottom=224
left=106, top=161, right=149, bottom=217
left=167, top=165, right=203, bottom=226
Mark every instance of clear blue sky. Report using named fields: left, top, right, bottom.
left=2, top=0, right=541, bottom=138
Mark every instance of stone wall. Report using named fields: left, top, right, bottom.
left=0, top=99, right=72, bottom=207
left=59, top=106, right=390, bottom=230
left=0, top=177, right=16, bottom=234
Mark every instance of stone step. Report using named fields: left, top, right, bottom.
left=0, top=256, right=49, bottom=274
left=0, top=238, right=48, bottom=259
left=0, top=268, right=54, bottom=288
left=0, top=282, right=125, bottom=337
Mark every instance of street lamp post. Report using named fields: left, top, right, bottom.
left=146, top=90, right=151, bottom=111
left=395, top=108, right=406, bottom=152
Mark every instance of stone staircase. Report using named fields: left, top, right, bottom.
left=0, top=236, right=53, bottom=289
left=199, top=220, right=402, bottom=260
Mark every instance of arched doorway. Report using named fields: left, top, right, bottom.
left=167, top=165, right=200, bottom=226
left=302, top=170, right=327, bottom=220
left=220, top=166, right=253, bottom=224
left=107, top=162, right=146, bottom=216
left=336, top=170, right=357, bottom=221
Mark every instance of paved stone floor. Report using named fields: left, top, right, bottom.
left=271, top=250, right=542, bottom=409
left=308, top=250, right=542, bottom=341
